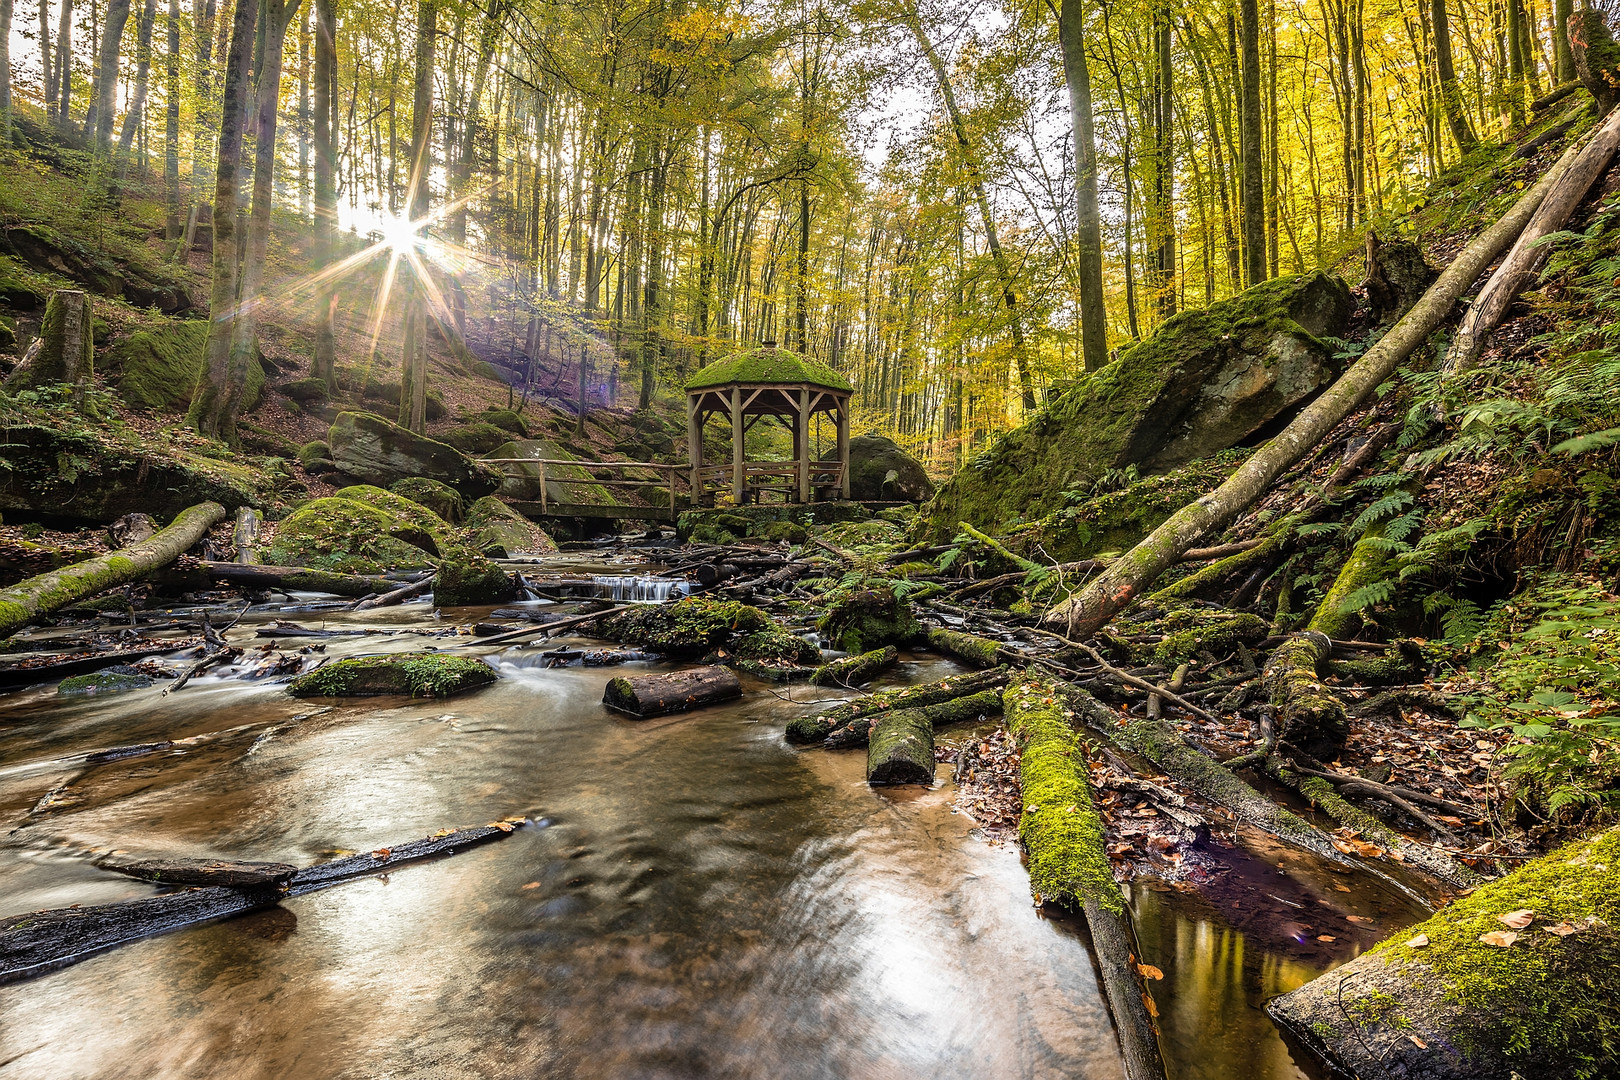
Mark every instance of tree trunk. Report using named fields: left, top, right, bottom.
left=866, top=706, right=935, bottom=784
left=39, top=0, right=52, bottom=126
left=786, top=667, right=1009, bottom=744
left=0, top=0, right=13, bottom=138
left=602, top=666, right=742, bottom=718
left=1261, top=632, right=1349, bottom=758
left=1434, top=0, right=1477, bottom=152
left=311, top=0, right=336, bottom=386
left=232, top=506, right=261, bottom=564
left=399, top=0, right=434, bottom=434
left=53, top=0, right=73, bottom=130
left=4, top=289, right=95, bottom=401
left=117, top=0, right=158, bottom=155
left=0, top=503, right=227, bottom=639
left=827, top=688, right=1005, bottom=750
left=99, top=856, right=297, bottom=888
left=1557, top=0, right=1575, bottom=82
left=1446, top=103, right=1620, bottom=373
left=1240, top=0, right=1266, bottom=285
left=163, top=0, right=181, bottom=240
left=86, top=0, right=133, bottom=151
left=185, top=0, right=259, bottom=439
left=1043, top=138, right=1584, bottom=640
left=809, top=645, right=897, bottom=688
left=1059, top=0, right=1108, bottom=372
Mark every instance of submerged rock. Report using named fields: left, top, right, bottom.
left=926, top=272, right=1352, bottom=537
left=58, top=667, right=152, bottom=695
left=824, top=433, right=935, bottom=502
left=603, top=596, right=770, bottom=655
left=433, top=548, right=519, bottom=606
left=328, top=412, right=502, bottom=498
left=287, top=653, right=497, bottom=697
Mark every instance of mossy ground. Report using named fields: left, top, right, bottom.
left=605, top=596, right=770, bottom=654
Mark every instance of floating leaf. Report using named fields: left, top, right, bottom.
left=370, top=847, right=392, bottom=860
left=1479, top=930, right=1519, bottom=947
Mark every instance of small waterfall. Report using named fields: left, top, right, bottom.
left=589, top=576, right=689, bottom=603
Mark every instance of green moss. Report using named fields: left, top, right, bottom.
left=818, top=586, right=920, bottom=654
left=1363, top=827, right=1620, bottom=1075
left=478, top=408, right=529, bottom=436
left=1151, top=610, right=1269, bottom=665
left=267, top=496, right=438, bottom=574
left=439, top=422, right=512, bottom=455
left=297, top=440, right=333, bottom=467
left=760, top=521, right=808, bottom=545
left=288, top=652, right=498, bottom=698
left=389, top=477, right=465, bottom=524
left=277, top=376, right=329, bottom=403
left=463, top=495, right=554, bottom=556
left=604, top=596, right=770, bottom=654
left=732, top=625, right=821, bottom=665
left=927, top=628, right=1004, bottom=667
left=1006, top=677, right=1119, bottom=913
left=58, top=669, right=152, bottom=694
left=110, top=320, right=264, bottom=413
left=433, top=546, right=518, bottom=606
left=684, top=346, right=853, bottom=392
left=332, top=485, right=453, bottom=544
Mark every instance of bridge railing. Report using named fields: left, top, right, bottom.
left=478, top=457, right=691, bottom=519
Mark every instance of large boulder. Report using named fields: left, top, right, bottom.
left=0, top=222, right=191, bottom=312
left=328, top=411, right=502, bottom=498
left=465, top=496, right=555, bottom=556
left=925, top=272, right=1351, bottom=537
left=433, top=546, right=520, bottom=606
left=267, top=496, right=439, bottom=574
left=490, top=438, right=614, bottom=505
left=824, top=433, right=935, bottom=502
left=332, top=484, right=453, bottom=550
left=107, top=319, right=266, bottom=412
left=0, top=424, right=269, bottom=523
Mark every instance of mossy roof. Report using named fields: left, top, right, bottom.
left=684, top=347, right=854, bottom=393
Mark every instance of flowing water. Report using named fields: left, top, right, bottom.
left=0, top=605, right=1415, bottom=1079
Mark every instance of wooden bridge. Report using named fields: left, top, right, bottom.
left=479, top=456, right=692, bottom=521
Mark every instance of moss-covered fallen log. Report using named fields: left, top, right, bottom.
left=199, top=560, right=404, bottom=597
left=1261, top=631, right=1348, bottom=759
left=1268, top=826, right=1620, bottom=1080
left=1042, top=142, right=1584, bottom=640
left=825, top=688, right=1005, bottom=750
left=866, top=708, right=935, bottom=784
left=602, top=665, right=742, bottom=717
left=1006, top=678, right=1166, bottom=1080
left=1055, top=683, right=1356, bottom=869
left=784, top=667, right=1009, bottom=744
left=810, top=645, right=897, bottom=687
left=926, top=627, right=1009, bottom=667
left=0, top=820, right=527, bottom=984
left=0, top=502, right=227, bottom=639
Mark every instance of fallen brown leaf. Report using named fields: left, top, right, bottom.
left=1136, top=963, right=1164, bottom=980
left=1317, top=935, right=1336, bottom=942
left=1479, top=930, right=1518, bottom=947
left=1406, top=934, right=1430, bottom=948
left=1498, top=909, right=1535, bottom=929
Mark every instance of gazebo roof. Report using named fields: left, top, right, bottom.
left=684, top=347, right=854, bottom=394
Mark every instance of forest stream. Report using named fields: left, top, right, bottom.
left=0, top=558, right=1426, bottom=1080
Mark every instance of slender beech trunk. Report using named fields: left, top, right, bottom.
left=0, top=0, right=13, bottom=138
left=1044, top=139, right=1582, bottom=638
left=185, top=0, right=260, bottom=439
left=1434, top=0, right=1477, bottom=153
left=1153, top=11, right=1176, bottom=317
left=297, top=6, right=309, bottom=219
left=1059, top=0, right=1107, bottom=372
left=1240, top=0, right=1265, bottom=285
left=85, top=0, right=132, bottom=151
left=311, top=0, right=335, bottom=386
left=1557, top=0, right=1574, bottom=81
left=40, top=0, right=53, bottom=125
left=54, top=0, right=72, bottom=129
left=164, top=0, right=180, bottom=239
left=399, top=0, right=434, bottom=434
left=117, top=0, right=158, bottom=156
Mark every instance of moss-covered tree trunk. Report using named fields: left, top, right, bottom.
left=1043, top=139, right=1585, bottom=640
left=1269, top=827, right=1620, bottom=1080
left=866, top=707, right=935, bottom=784
left=1572, top=7, right=1620, bottom=111
left=810, top=645, right=897, bottom=688
left=1007, top=678, right=1167, bottom=1080
left=0, top=502, right=226, bottom=639
left=4, top=289, right=94, bottom=405
left=1262, top=631, right=1348, bottom=758
left=603, top=666, right=741, bottom=717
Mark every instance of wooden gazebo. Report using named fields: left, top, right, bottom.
left=684, top=347, right=854, bottom=506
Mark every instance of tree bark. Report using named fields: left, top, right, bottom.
left=0, top=0, right=13, bottom=137
left=163, top=0, right=181, bottom=241
left=198, top=560, right=403, bottom=597
left=98, top=856, right=297, bottom=888
left=0, top=503, right=227, bottom=639
left=603, top=666, right=742, bottom=718
left=1240, top=0, right=1266, bottom=285
left=399, top=0, right=435, bottom=434
left=5, top=289, right=95, bottom=401
left=1433, top=0, right=1478, bottom=152
left=827, top=688, right=1004, bottom=750
left=86, top=0, right=133, bottom=152
left=53, top=0, right=73, bottom=129
left=1446, top=103, right=1620, bottom=373
left=185, top=0, right=260, bottom=439
left=866, top=706, right=935, bottom=784
left=311, top=0, right=337, bottom=386
left=117, top=0, right=158, bottom=156
left=1059, top=0, right=1109, bottom=372
left=810, top=645, right=897, bottom=688
left=1043, top=139, right=1584, bottom=640
left=786, top=667, right=1009, bottom=744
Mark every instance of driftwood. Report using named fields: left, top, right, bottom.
left=1446, top=104, right=1620, bottom=373
left=232, top=507, right=262, bottom=565
left=198, top=561, right=403, bottom=598
left=810, top=645, right=897, bottom=687
left=351, top=573, right=435, bottom=611
left=0, top=821, right=526, bottom=984
left=444, top=603, right=637, bottom=649
left=866, top=707, right=936, bottom=784
left=1041, top=142, right=1585, bottom=639
left=602, top=665, right=741, bottom=717
left=0, top=503, right=228, bottom=640
left=97, top=856, right=297, bottom=889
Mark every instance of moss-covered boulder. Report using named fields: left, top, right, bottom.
left=267, top=496, right=438, bottom=574
left=925, top=272, right=1351, bottom=538
left=433, top=547, right=519, bottom=606
left=490, top=439, right=614, bottom=505
left=0, top=424, right=269, bottom=523
left=276, top=376, right=329, bottom=403
left=0, top=222, right=190, bottom=311
left=328, top=411, right=503, bottom=498
left=731, top=625, right=821, bottom=665
left=297, top=440, right=336, bottom=473
left=288, top=652, right=497, bottom=698
left=58, top=668, right=152, bottom=695
left=464, top=496, right=555, bottom=556
left=1269, top=826, right=1620, bottom=1080
left=333, top=484, right=453, bottom=549
left=603, top=596, right=770, bottom=655
left=438, top=422, right=513, bottom=456
left=818, top=586, right=920, bottom=654
left=108, top=319, right=265, bottom=412
left=823, top=433, right=935, bottom=502
left=390, top=477, right=464, bottom=523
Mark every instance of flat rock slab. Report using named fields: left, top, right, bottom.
left=98, top=857, right=298, bottom=889
left=603, top=666, right=741, bottom=718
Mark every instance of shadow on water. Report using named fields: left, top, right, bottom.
left=0, top=621, right=1377, bottom=1079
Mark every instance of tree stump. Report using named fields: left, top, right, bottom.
left=866, top=707, right=935, bottom=785
left=602, top=665, right=741, bottom=718
left=5, top=289, right=94, bottom=403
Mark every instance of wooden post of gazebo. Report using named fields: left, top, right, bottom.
left=683, top=346, right=854, bottom=508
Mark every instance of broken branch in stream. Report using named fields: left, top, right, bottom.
left=0, top=819, right=529, bottom=984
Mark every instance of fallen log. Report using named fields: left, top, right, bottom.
left=0, top=820, right=526, bottom=984
left=785, top=667, right=1010, bottom=744
left=1267, top=826, right=1620, bottom=1080
left=351, top=573, right=435, bottom=611
left=602, top=665, right=741, bottom=718
left=1260, top=632, right=1348, bottom=760
left=198, top=560, right=400, bottom=598
left=866, top=708, right=936, bottom=784
left=1532, top=79, right=1583, bottom=111
left=1006, top=678, right=1167, bottom=1080
left=443, top=603, right=638, bottom=649
left=1041, top=142, right=1584, bottom=640
left=1446, top=103, right=1620, bottom=373
left=826, top=688, right=1005, bottom=750
left=810, top=645, right=898, bottom=687
left=956, top=541, right=1268, bottom=602
left=97, top=856, right=297, bottom=889
left=0, top=503, right=227, bottom=640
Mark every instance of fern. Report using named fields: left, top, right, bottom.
left=1349, top=490, right=1414, bottom=533
left=1338, top=578, right=1397, bottom=614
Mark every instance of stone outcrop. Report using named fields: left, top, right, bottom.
left=328, top=412, right=503, bottom=498
left=823, top=433, right=935, bottom=502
